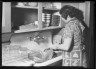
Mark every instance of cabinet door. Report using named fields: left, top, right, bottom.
left=2, top=2, right=11, bottom=33
left=38, top=2, right=43, bottom=29
left=11, top=2, right=39, bottom=31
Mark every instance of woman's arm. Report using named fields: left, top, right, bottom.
left=56, top=21, right=75, bottom=51
left=50, top=21, right=75, bottom=51
left=56, top=37, right=72, bottom=51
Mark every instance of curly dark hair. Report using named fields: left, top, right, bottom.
left=59, top=5, right=84, bottom=21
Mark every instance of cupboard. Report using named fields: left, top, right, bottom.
left=2, top=2, right=90, bottom=34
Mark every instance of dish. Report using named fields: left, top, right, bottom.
left=28, top=49, right=53, bottom=63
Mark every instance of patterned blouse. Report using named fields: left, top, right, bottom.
left=59, top=18, right=87, bottom=67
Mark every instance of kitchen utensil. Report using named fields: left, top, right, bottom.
left=42, top=13, right=51, bottom=27
left=51, top=15, right=60, bottom=26
left=17, top=2, right=25, bottom=6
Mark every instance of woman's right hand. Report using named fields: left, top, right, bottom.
left=49, top=44, right=58, bottom=50
left=44, top=44, right=58, bottom=52
left=44, top=48, right=51, bottom=52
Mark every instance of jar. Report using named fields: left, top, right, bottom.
left=27, top=2, right=37, bottom=7
left=45, top=2, right=53, bottom=8
left=17, top=2, right=24, bottom=6
left=52, top=2, right=61, bottom=9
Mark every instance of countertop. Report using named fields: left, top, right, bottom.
left=34, top=55, right=62, bottom=66
left=2, top=59, right=35, bottom=66
left=2, top=55, right=62, bottom=66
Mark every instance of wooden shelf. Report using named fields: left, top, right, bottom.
left=11, top=3, right=62, bottom=34
left=43, top=7, right=60, bottom=11
left=11, top=5, right=38, bottom=9
left=14, top=26, right=61, bottom=33
left=12, top=6, right=60, bottom=11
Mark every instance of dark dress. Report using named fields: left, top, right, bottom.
left=60, top=18, right=87, bottom=67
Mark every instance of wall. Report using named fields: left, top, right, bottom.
left=88, top=2, right=94, bottom=68
left=2, top=2, right=11, bottom=33
left=61, top=2, right=90, bottom=27
left=10, top=31, right=52, bottom=51
left=11, top=8, right=38, bottom=29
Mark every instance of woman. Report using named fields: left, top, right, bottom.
left=50, top=5, right=87, bottom=67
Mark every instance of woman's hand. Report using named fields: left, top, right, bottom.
left=44, top=44, right=59, bottom=52
left=44, top=45, right=56, bottom=52
left=49, top=44, right=58, bottom=50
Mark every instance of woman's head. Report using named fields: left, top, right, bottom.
left=59, top=5, right=84, bottom=22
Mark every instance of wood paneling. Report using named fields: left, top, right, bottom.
left=2, top=33, right=14, bottom=42
left=2, top=2, right=11, bottom=33
left=38, top=2, right=42, bottom=28
left=85, top=2, right=90, bottom=27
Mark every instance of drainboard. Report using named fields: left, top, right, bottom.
left=2, top=45, right=62, bottom=66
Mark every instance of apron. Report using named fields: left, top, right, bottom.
left=55, top=18, right=87, bottom=67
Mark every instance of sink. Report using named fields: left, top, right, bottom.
left=33, top=51, right=63, bottom=66
left=33, top=55, right=62, bottom=66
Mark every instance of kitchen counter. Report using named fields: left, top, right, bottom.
left=2, top=59, right=35, bottom=66
left=34, top=55, right=62, bottom=66
left=2, top=30, right=62, bottom=66
left=2, top=55, right=62, bottom=66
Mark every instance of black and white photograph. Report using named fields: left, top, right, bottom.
left=1, top=1, right=95, bottom=68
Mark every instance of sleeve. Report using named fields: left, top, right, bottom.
left=62, top=22, right=75, bottom=39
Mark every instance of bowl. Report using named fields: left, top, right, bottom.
left=28, top=49, right=53, bottom=63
